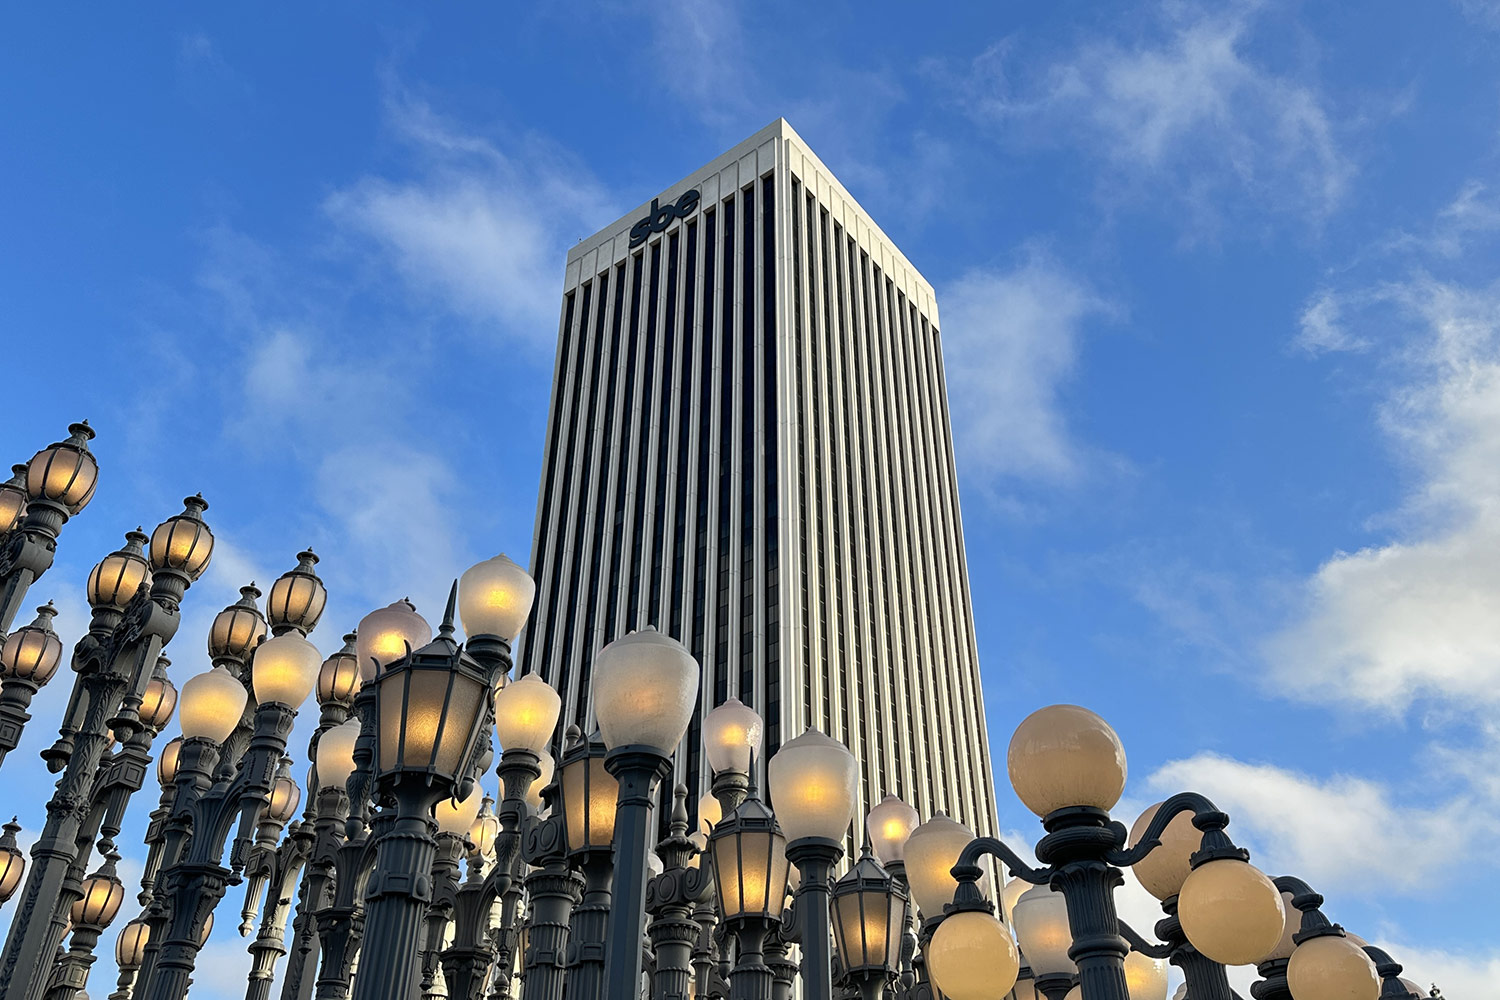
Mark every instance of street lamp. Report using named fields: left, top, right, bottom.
left=830, top=844, right=906, bottom=1000
left=709, top=771, right=788, bottom=1000
left=110, top=918, right=150, bottom=1000
left=0, top=602, right=65, bottom=766
left=767, top=728, right=858, bottom=1000
left=0, top=820, right=25, bottom=904
left=1011, top=884, right=1075, bottom=999
left=703, top=696, right=762, bottom=809
left=591, top=628, right=700, bottom=1000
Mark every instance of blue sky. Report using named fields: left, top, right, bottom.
left=3, top=1, right=1498, bottom=994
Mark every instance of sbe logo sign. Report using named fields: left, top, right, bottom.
left=629, top=189, right=701, bottom=248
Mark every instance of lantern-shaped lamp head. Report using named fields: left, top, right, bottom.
left=557, top=729, right=617, bottom=856
left=0, top=465, right=27, bottom=533
left=458, top=553, right=536, bottom=641
left=157, top=737, right=183, bottom=786
left=703, top=697, right=763, bottom=775
left=866, top=795, right=921, bottom=865
left=768, top=728, right=858, bottom=844
left=26, top=422, right=98, bottom=514
left=493, top=673, right=562, bottom=753
left=209, top=585, right=267, bottom=662
left=0, top=820, right=25, bottom=903
left=149, top=495, right=214, bottom=581
left=267, top=549, right=327, bottom=635
left=139, top=670, right=178, bottom=731
left=372, top=636, right=488, bottom=786
left=1007, top=704, right=1127, bottom=817
left=590, top=628, right=700, bottom=755
left=1, top=602, right=64, bottom=685
left=315, top=718, right=363, bottom=791
left=903, top=814, right=982, bottom=919
left=356, top=600, right=431, bottom=682
left=317, top=634, right=361, bottom=708
left=710, top=782, right=789, bottom=923
left=267, top=758, right=302, bottom=825
left=71, top=850, right=125, bottom=930
left=87, top=531, right=152, bottom=611
left=179, top=666, right=249, bottom=743
left=115, top=918, right=150, bottom=970
left=830, top=843, right=908, bottom=981
left=251, top=632, right=323, bottom=709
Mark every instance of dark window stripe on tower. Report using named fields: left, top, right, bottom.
left=524, top=289, right=576, bottom=680
left=761, top=173, right=780, bottom=755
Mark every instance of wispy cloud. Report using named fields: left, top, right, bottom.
left=940, top=1, right=1353, bottom=237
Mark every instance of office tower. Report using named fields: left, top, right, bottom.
left=518, top=119, right=996, bottom=847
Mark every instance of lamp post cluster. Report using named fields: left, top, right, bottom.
left=0, top=422, right=1445, bottom=1000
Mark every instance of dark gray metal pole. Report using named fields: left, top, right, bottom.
left=646, top=786, right=711, bottom=1000
left=784, top=838, right=842, bottom=1000
left=517, top=804, right=580, bottom=1000
left=603, top=747, right=673, bottom=1000
left=729, top=923, right=774, bottom=1000
left=565, top=853, right=614, bottom=1000
left=349, top=799, right=439, bottom=1000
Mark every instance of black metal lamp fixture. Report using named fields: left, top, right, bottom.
left=710, top=766, right=789, bottom=1000
left=830, top=843, right=907, bottom=1000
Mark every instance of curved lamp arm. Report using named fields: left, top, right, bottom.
left=1105, top=791, right=1245, bottom=869
left=949, top=836, right=1054, bottom=914
left=1117, top=918, right=1173, bottom=960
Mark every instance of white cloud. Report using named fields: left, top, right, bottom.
left=1295, top=288, right=1370, bottom=356
left=949, top=1, right=1352, bottom=233
left=325, top=94, right=617, bottom=350
left=1148, top=754, right=1477, bottom=896
left=1370, top=937, right=1500, bottom=996
left=940, top=256, right=1116, bottom=491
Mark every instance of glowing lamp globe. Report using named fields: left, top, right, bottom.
left=1000, top=876, right=1029, bottom=925
left=139, top=675, right=178, bottom=731
left=157, top=738, right=183, bottom=785
left=525, top=751, right=555, bottom=810
left=1260, top=891, right=1300, bottom=964
left=435, top=785, right=485, bottom=836
left=1178, top=859, right=1285, bottom=966
left=267, top=550, right=327, bottom=634
left=926, top=911, right=1020, bottom=1000
left=698, top=793, right=723, bottom=836
left=356, top=600, right=431, bottom=681
left=458, top=554, right=536, bottom=640
left=116, top=919, right=150, bottom=969
left=1007, top=704, right=1127, bottom=817
left=149, top=496, right=214, bottom=580
left=0, top=466, right=26, bottom=532
left=179, top=666, right=248, bottom=743
left=251, top=632, right=322, bottom=708
left=494, top=674, right=562, bottom=753
left=1128, top=802, right=1202, bottom=901
left=208, top=587, right=267, bottom=662
left=903, top=814, right=981, bottom=918
left=1011, top=883, right=1076, bottom=977
left=767, top=729, right=858, bottom=843
left=317, top=636, right=361, bottom=707
left=703, top=697, right=763, bottom=774
left=866, top=795, right=921, bottom=865
left=315, top=719, right=363, bottom=790
left=1286, top=935, right=1381, bottom=1000
left=72, top=859, right=125, bottom=929
left=0, top=821, right=26, bottom=903
left=1125, top=951, right=1169, bottom=1000
left=590, top=629, right=700, bottom=754
left=1, top=604, right=63, bottom=684
left=87, top=532, right=151, bottom=611
left=26, top=423, right=98, bottom=514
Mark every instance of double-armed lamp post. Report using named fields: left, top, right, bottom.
left=0, top=419, right=1439, bottom=1000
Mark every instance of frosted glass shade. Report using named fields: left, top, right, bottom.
left=157, top=738, right=182, bottom=785
left=458, top=553, right=536, bottom=640
left=1129, top=802, right=1201, bottom=900
left=251, top=632, right=323, bottom=708
left=1, top=604, right=63, bottom=683
left=435, top=785, right=485, bottom=835
left=1000, top=876, right=1029, bottom=925
left=1011, top=883, right=1076, bottom=977
left=712, top=819, right=789, bottom=921
left=375, top=655, right=487, bottom=780
left=179, top=666, right=248, bottom=743
left=1261, top=891, right=1301, bottom=963
left=1286, top=935, right=1380, bottom=1000
left=356, top=601, right=431, bottom=681
left=831, top=850, right=908, bottom=977
left=87, top=535, right=151, bottom=611
left=494, top=674, right=562, bottom=753
left=116, top=919, right=150, bottom=968
left=317, top=637, right=361, bottom=707
left=703, top=697, right=763, bottom=774
left=698, top=793, right=723, bottom=836
left=927, top=911, right=1020, bottom=1000
left=315, top=719, right=363, bottom=790
left=149, top=497, right=214, bottom=580
left=469, top=798, right=500, bottom=856
left=591, top=629, right=700, bottom=754
left=903, top=814, right=980, bottom=918
left=1178, top=859, right=1285, bottom=966
left=768, top=729, right=858, bottom=843
left=139, top=676, right=178, bottom=730
left=1007, top=705, right=1127, bottom=817
left=267, top=550, right=327, bottom=635
left=267, top=771, right=302, bottom=824
left=559, top=747, right=618, bottom=853
left=525, top=751, right=555, bottom=809
left=27, top=424, right=98, bottom=513
left=867, top=795, right=921, bottom=864
left=1125, top=951, right=1169, bottom=1000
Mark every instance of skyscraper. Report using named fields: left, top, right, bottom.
left=518, top=119, right=996, bottom=849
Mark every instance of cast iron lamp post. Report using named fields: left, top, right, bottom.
left=349, top=592, right=492, bottom=1000
left=0, top=423, right=98, bottom=640
left=708, top=769, right=789, bottom=1000
left=767, top=728, right=858, bottom=1000
left=554, top=727, right=617, bottom=1000
left=46, top=848, right=126, bottom=1000
left=1, top=496, right=214, bottom=1000
left=829, top=844, right=906, bottom=1000
left=644, top=785, right=713, bottom=1000
left=516, top=770, right=583, bottom=1000
left=591, top=628, right=701, bottom=1000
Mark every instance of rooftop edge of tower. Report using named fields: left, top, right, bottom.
left=564, top=117, right=935, bottom=304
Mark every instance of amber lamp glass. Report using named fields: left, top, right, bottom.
left=1129, top=802, right=1201, bottom=901
left=251, top=632, right=323, bottom=708
left=179, top=666, right=249, bottom=743
left=0, top=465, right=26, bottom=532
left=458, top=553, right=536, bottom=641
left=267, top=550, right=327, bottom=635
left=710, top=793, right=789, bottom=922
left=149, top=496, right=214, bottom=580
left=116, top=918, right=150, bottom=969
left=374, top=648, right=487, bottom=782
left=557, top=735, right=618, bottom=854
left=1178, top=859, right=1285, bottom=966
left=435, top=785, right=485, bottom=836
left=209, top=587, right=267, bottom=662
left=317, top=635, right=361, bottom=707
left=315, top=719, right=362, bottom=790
left=830, top=846, right=908, bottom=978
left=903, top=814, right=982, bottom=918
left=356, top=600, right=431, bottom=681
left=1259, top=891, right=1300, bottom=964
left=157, top=738, right=183, bottom=786
left=1124, top=951, right=1169, bottom=1000
left=139, top=675, right=178, bottom=731
left=927, top=911, right=1020, bottom=1000
left=767, top=728, right=859, bottom=843
left=267, top=765, right=302, bottom=825
left=525, top=751, right=555, bottom=810
left=469, top=796, right=500, bottom=856
left=703, top=697, right=763, bottom=774
left=87, top=532, right=151, bottom=611
left=698, top=793, right=723, bottom=836
left=1286, top=935, right=1380, bottom=1000
left=1, top=603, right=64, bottom=684
left=866, top=794, right=921, bottom=865
left=494, top=673, right=562, bottom=753
left=72, top=855, right=125, bottom=929
left=1007, top=704, right=1127, bottom=817
left=0, top=820, right=25, bottom=903
left=26, top=423, right=98, bottom=514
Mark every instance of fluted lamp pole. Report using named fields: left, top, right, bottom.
left=768, top=729, right=858, bottom=1000
left=708, top=769, right=788, bottom=1000
left=592, top=628, right=701, bottom=1000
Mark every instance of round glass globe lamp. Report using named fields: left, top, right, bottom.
left=926, top=911, right=1020, bottom=1000
left=179, top=666, right=248, bottom=743
left=1178, top=859, right=1285, bottom=966
left=703, top=697, right=762, bottom=774
left=1007, top=704, right=1127, bottom=817
left=591, top=629, right=700, bottom=754
left=458, top=554, right=536, bottom=641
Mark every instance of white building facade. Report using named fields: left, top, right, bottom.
left=517, top=119, right=997, bottom=849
